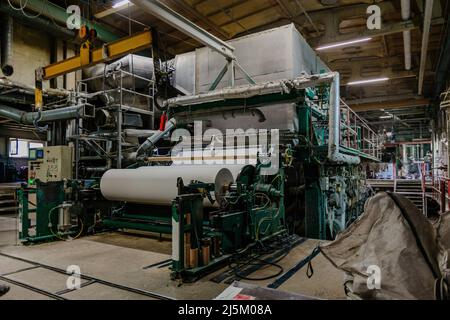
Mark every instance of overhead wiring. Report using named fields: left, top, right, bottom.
left=7, top=0, right=26, bottom=10
left=8, top=0, right=47, bottom=19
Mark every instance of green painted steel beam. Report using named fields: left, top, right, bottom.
left=11, top=0, right=119, bottom=43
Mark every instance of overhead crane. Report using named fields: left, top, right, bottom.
left=33, top=0, right=255, bottom=110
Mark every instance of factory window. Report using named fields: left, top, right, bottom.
left=8, top=139, right=44, bottom=158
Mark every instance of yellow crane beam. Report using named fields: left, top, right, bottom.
left=35, top=30, right=153, bottom=109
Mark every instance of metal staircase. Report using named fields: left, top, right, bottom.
left=0, top=189, right=18, bottom=215
left=394, top=180, right=425, bottom=211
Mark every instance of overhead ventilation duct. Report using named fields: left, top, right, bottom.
left=7, top=0, right=118, bottom=43
left=1, top=14, right=14, bottom=76
left=401, top=0, right=411, bottom=70
left=0, top=3, right=75, bottom=41
left=418, top=0, right=434, bottom=95
left=0, top=104, right=95, bottom=125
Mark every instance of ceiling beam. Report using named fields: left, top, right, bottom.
left=163, top=0, right=231, bottom=39
left=313, top=20, right=417, bottom=48
left=349, top=98, right=430, bottom=112
left=94, top=3, right=135, bottom=19
left=274, top=0, right=294, bottom=19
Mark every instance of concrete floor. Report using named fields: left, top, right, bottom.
left=0, top=214, right=346, bottom=300
left=0, top=214, right=19, bottom=247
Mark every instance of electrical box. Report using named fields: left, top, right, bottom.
left=28, top=146, right=73, bottom=184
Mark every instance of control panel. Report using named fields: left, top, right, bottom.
left=28, top=146, right=73, bottom=184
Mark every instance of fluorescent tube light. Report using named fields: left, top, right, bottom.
left=316, top=38, right=372, bottom=50
left=112, top=0, right=130, bottom=8
left=347, top=77, right=389, bottom=86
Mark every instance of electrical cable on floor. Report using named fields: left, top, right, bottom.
left=226, top=233, right=296, bottom=281
left=231, top=258, right=284, bottom=281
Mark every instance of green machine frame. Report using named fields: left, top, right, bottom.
left=167, top=73, right=379, bottom=241
left=18, top=181, right=65, bottom=243
left=171, top=162, right=286, bottom=281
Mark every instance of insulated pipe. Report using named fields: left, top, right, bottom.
left=328, top=73, right=361, bottom=165
left=124, top=129, right=159, bottom=138
left=0, top=104, right=94, bottom=125
left=418, top=0, right=434, bottom=95
left=401, top=0, right=411, bottom=70
left=0, top=78, right=69, bottom=98
left=8, top=0, right=118, bottom=43
left=135, top=118, right=177, bottom=157
left=178, top=108, right=266, bottom=123
left=1, top=14, right=14, bottom=76
left=0, top=3, right=75, bottom=41
left=166, top=73, right=336, bottom=108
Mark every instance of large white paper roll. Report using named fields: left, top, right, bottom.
left=100, top=165, right=245, bottom=206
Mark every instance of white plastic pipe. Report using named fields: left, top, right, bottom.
left=328, top=72, right=361, bottom=165
left=401, top=0, right=411, bottom=70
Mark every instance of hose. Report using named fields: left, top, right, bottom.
left=47, top=205, right=83, bottom=241
left=33, top=110, right=48, bottom=132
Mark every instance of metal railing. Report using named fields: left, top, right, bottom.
left=430, top=171, right=450, bottom=214
left=389, top=161, right=430, bottom=215
left=339, top=100, right=382, bottom=161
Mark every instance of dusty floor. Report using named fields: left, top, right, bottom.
left=0, top=214, right=346, bottom=300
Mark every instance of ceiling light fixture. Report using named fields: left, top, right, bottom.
left=112, top=0, right=130, bottom=8
left=347, top=77, right=389, bottom=86
left=316, top=37, right=372, bottom=51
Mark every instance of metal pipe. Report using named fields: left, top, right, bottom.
left=0, top=3, right=75, bottom=41
left=9, top=0, right=119, bottom=43
left=328, top=73, right=361, bottom=164
left=130, top=0, right=235, bottom=60
left=166, top=73, right=336, bottom=107
left=135, top=118, right=177, bottom=158
left=0, top=78, right=69, bottom=97
left=124, top=129, right=159, bottom=138
left=418, top=0, right=434, bottom=95
left=0, top=104, right=95, bottom=125
left=1, top=14, right=14, bottom=76
left=178, top=108, right=266, bottom=123
left=85, top=167, right=109, bottom=172
left=401, top=0, right=411, bottom=70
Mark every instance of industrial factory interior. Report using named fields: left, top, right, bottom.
left=0, top=0, right=450, bottom=303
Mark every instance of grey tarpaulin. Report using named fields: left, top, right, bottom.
left=320, top=192, right=450, bottom=299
